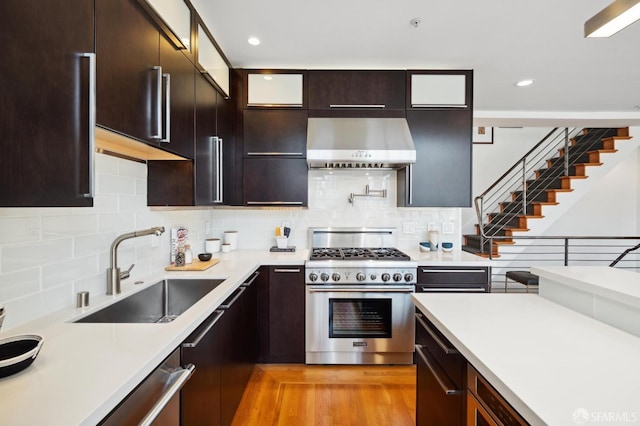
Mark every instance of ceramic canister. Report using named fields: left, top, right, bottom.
left=223, top=231, right=238, bottom=251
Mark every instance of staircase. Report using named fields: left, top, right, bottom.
left=463, top=127, right=632, bottom=257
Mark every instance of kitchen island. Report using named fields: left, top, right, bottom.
left=412, top=292, right=640, bottom=425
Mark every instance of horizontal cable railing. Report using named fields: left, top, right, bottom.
left=487, top=236, right=640, bottom=291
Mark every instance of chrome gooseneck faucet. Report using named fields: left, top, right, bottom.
left=107, top=226, right=165, bottom=295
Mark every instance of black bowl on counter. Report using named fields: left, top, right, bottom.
left=0, top=334, right=44, bottom=378
left=198, top=252, right=212, bottom=261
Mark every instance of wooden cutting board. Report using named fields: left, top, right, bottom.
left=164, top=258, right=220, bottom=271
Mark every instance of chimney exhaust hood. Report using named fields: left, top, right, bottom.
left=306, top=117, right=416, bottom=169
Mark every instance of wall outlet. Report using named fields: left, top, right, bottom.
left=205, top=221, right=212, bottom=236
left=402, top=222, right=416, bottom=234
left=442, top=222, right=455, bottom=234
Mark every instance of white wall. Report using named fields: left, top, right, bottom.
left=0, top=156, right=460, bottom=330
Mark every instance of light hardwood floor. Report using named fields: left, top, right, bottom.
left=231, top=364, right=416, bottom=426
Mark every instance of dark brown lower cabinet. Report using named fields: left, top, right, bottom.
left=415, top=310, right=465, bottom=425
left=181, top=309, right=226, bottom=426
left=181, top=270, right=260, bottom=426
left=258, top=266, right=306, bottom=363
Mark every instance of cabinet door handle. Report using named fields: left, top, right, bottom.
left=415, top=345, right=461, bottom=395
left=273, top=268, right=301, bottom=273
left=160, top=72, right=171, bottom=143
left=246, top=152, right=304, bottom=156
left=219, top=286, right=246, bottom=309
left=407, top=164, right=413, bottom=205
left=78, top=52, right=95, bottom=199
left=421, top=269, right=487, bottom=273
left=241, top=270, right=261, bottom=287
left=211, top=136, right=223, bottom=203
left=138, top=364, right=195, bottom=426
left=415, top=312, right=458, bottom=354
left=418, top=287, right=487, bottom=293
left=411, top=104, right=468, bottom=108
left=151, top=66, right=163, bottom=140
left=329, top=104, right=386, bottom=109
left=246, top=201, right=304, bottom=205
left=182, top=310, right=224, bottom=348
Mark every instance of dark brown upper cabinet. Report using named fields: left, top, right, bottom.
left=407, top=70, right=473, bottom=110
left=194, top=72, right=233, bottom=206
left=158, top=34, right=195, bottom=159
left=136, top=0, right=194, bottom=60
left=307, top=70, right=406, bottom=116
left=97, top=0, right=195, bottom=159
left=243, top=158, right=308, bottom=207
left=96, top=0, right=162, bottom=148
left=0, top=0, right=95, bottom=207
left=243, top=110, right=308, bottom=158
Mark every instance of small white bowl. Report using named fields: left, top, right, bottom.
left=419, top=242, right=430, bottom=252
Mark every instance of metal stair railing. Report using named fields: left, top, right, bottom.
left=488, top=236, right=640, bottom=291
left=473, top=127, right=619, bottom=255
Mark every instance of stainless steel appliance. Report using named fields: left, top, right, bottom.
left=305, top=228, right=417, bottom=365
left=306, top=118, right=416, bottom=169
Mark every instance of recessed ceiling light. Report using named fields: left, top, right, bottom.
left=515, top=79, right=535, bottom=87
left=263, top=75, right=273, bottom=81
left=247, top=37, right=261, bottom=46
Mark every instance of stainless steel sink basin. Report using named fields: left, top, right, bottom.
left=74, top=279, right=225, bottom=324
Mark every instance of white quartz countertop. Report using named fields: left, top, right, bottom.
left=402, top=248, right=492, bottom=266
left=532, top=266, right=640, bottom=308
left=0, top=245, right=488, bottom=425
left=412, top=293, right=640, bottom=425
left=0, top=249, right=307, bottom=426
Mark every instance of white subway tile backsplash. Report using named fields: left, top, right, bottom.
left=97, top=172, right=136, bottom=196
left=42, top=256, right=99, bottom=289
left=42, top=214, right=98, bottom=239
left=2, top=238, right=73, bottom=273
left=0, top=269, right=40, bottom=301
left=0, top=216, right=40, bottom=245
left=0, top=154, right=463, bottom=330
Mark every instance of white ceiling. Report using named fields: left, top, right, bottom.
left=191, top=0, right=640, bottom=126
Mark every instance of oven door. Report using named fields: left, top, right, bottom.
left=305, top=285, right=415, bottom=364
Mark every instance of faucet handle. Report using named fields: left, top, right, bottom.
left=120, top=263, right=135, bottom=280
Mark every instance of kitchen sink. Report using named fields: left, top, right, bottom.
left=74, top=279, right=225, bottom=324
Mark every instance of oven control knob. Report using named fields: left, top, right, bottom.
left=320, top=273, right=330, bottom=282
left=393, top=273, right=403, bottom=282
left=309, top=273, right=318, bottom=282
left=356, top=272, right=366, bottom=282
left=370, top=274, right=378, bottom=280
left=332, top=273, right=341, bottom=282
left=381, top=273, right=391, bottom=282
left=404, top=273, right=414, bottom=283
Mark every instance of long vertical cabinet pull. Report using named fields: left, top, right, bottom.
left=215, top=137, right=223, bottom=203
left=78, top=52, right=96, bottom=199
left=161, top=72, right=171, bottom=143
left=151, top=66, right=163, bottom=140
left=408, top=163, right=413, bottom=205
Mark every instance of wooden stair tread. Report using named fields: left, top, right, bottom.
left=559, top=175, right=588, bottom=180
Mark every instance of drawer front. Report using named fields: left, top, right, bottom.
left=418, top=267, right=489, bottom=288
left=415, top=311, right=464, bottom=388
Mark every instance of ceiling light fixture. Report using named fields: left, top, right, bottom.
left=585, top=0, right=640, bottom=37
left=515, top=79, right=535, bottom=87
left=247, top=37, right=261, bottom=46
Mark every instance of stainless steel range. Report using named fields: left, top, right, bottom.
left=305, top=228, right=417, bottom=365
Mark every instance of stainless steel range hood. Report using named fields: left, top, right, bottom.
left=306, top=117, right=416, bottom=169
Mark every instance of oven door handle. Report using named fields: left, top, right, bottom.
left=307, top=286, right=414, bottom=293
